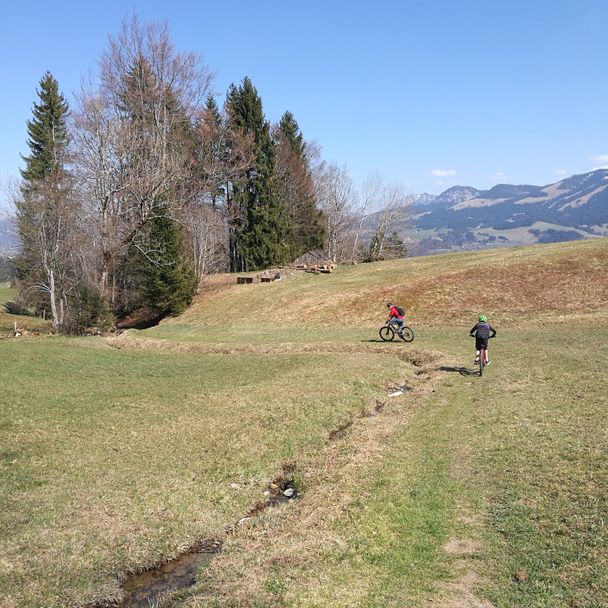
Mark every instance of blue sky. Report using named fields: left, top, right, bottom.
left=1, top=0, right=607, bottom=208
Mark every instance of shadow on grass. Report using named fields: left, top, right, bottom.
left=438, top=365, right=479, bottom=377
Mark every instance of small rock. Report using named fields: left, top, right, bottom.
left=229, top=483, right=241, bottom=490
left=236, top=516, right=252, bottom=527
left=283, top=487, right=296, bottom=498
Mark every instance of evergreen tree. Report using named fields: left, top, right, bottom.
left=21, top=72, right=70, bottom=184
left=275, top=111, right=324, bottom=256
left=17, top=72, right=78, bottom=330
left=367, top=229, right=406, bottom=261
left=225, top=78, right=295, bottom=271
left=198, top=94, right=225, bottom=208
left=385, top=230, right=406, bottom=259
left=278, top=111, right=306, bottom=158
left=128, top=211, right=197, bottom=316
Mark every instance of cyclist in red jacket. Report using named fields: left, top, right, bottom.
left=386, top=302, right=405, bottom=335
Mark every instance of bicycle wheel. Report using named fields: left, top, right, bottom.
left=379, top=326, right=395, bottom=341
left=399, top=326, right=414, bottom=342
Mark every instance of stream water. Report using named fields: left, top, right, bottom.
left=117, top=542, right=220, bottom=608
left=113, top=481, right=297, bottom=607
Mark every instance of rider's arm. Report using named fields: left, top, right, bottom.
left=469, top=323, right=478, bottom=336
left=490, top=325, right=497, bottom=338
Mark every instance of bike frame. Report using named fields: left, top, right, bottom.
left=471, top=334, right=489, bottom=376
left=380, top=322, right=414, bottom=343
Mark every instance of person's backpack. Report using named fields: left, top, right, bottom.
left=395, top=305, right=405, bottom=316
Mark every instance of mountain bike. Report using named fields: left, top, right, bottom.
left=379, top=322, right=414, bottom=343
left=471, top=335, right=492, bottom=376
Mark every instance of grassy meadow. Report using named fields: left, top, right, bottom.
left=0, top=282, right=49, bottom=335
left=1, top=239, right=607, bottom=607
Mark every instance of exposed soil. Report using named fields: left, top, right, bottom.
left=328, top=420, right=352, bottom=441
left=428, top=567, right=496, bottom=608
left=425, top=539, right=495, bottom=608
left=442, top=538, right=480, bottom=556
left=115, top=307, right=166, bottom=330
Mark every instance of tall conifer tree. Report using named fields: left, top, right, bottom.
left=225, top=78, right=295, bottom=271
left=21, top=72, right=70, bottom=184
left=17, top=72, right=77, bottom=329
left=198, top=94, right=224, bottom=208
left=275, top=111, right=324, bottom=256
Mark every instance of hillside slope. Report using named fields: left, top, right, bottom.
left=136, top=238, right=608, bottom=346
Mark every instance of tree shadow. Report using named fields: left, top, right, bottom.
left=438, top=365, right=478, bottom=377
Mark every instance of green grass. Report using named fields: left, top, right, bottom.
left=322, top=391, right=460, bottom=607
left=1, top=239, right=608, bottom=607
left=0, top=337, right=404, bottom=607
left=466, top=328, right=608, bottom=607
left=0, top=281, right=49, bottom=334
left=184, top=324, right=607, bottom=607
left=0, top=281, right=13, bottom=304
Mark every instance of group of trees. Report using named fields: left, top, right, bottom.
left=14, top=18, right=410, bottom=332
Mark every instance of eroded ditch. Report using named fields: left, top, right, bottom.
left=93, top=475, right=299, bottom=608
left=117, top=539, right=222, bottom=608
left=92, top=351, right=441, bottom=608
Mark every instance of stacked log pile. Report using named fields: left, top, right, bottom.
left=298, top=262, right=335, bottom=274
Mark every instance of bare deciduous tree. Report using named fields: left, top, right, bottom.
left=367, top=181, right=412, bottom=261
left=73, top=16, right=213, bottom=306
left=182, top=204, right=227, bottom=280
left=351, top=170, right=385, bottom=260
left=314, top=162, right=358, bottom=263
left=15, top=175, right=82, bottom=328
left=178, top=99, right=255, bottom=284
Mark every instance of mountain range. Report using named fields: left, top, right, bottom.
left=404, top=168, right=608, bottom=254
left=0, top=212, right=18, bottom=257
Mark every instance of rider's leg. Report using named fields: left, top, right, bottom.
left=389, top=318, right=402, bottom=333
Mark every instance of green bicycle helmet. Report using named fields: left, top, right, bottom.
left=479, top=314, right=487, bottom=322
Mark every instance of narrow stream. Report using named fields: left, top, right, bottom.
left=113, top=480, right=298, bottom=607
left=119, top=547, right=218, bottom=607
